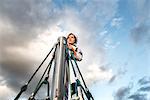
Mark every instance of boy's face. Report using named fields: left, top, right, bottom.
left=67, top=34, right=75, bottom=45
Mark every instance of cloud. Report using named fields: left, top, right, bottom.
left=130, top=24, right=150, bottom=44
left=115, top=76, right=150, bottom=100
left=114, top=86, right=131, bottom=100
left=128, top=93, right=147, bottom=100
left=138, top=76, right=150, bottom=85
left=78, top=0, right=119, bottom=32
left=0, top=85, right=16, bottom=100
left=98, top=30, right=121, bottom=50
left=0, top=0, right=63, bottom=48
left=0, top=0, right=63, bottom=98
left=109, top=66, right=127, bottom=84
left=138, top=86, right=150, bottom=92
left=129, top=0, right=150, bottom=45
left=109, top=75, right=117, bottom=83
left=111, top=17, right=123, bottom=27
left=84, top=63, right=114, bottom=85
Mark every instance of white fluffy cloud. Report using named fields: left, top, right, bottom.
left=85, top=64, right=113, bottom=85
left=0, top=85, right=16, bottom=100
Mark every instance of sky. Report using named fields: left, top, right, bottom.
left=0, top=0, right=150, bottom=100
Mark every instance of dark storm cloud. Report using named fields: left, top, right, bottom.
left=0, top=0, right=62, bottom=47
left=0, top=0, right=60, bottom=29
left=0, top=0, right=63, bottom=98
left=0, top=49, right=38, bottom=92
left=0, top=49, right=37, bottom=75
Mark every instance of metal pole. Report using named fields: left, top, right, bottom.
left=51, top=36, right=66, bottom=100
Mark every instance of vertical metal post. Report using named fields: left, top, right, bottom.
left=51, top=36, right=66, bottom=100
